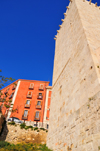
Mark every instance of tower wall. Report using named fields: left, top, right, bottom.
left=47, top=0, right=100, bottom=150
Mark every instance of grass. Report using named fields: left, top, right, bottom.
left=0, top=141, right=52, bottom=151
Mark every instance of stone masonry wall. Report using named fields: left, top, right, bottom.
left=48, top=91, right=100, bottom=151
left=0, top=124, right=47, bottom=144
left=47, top=0, right=100, bottom=150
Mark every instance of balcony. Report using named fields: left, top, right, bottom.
left=27, top=94, right=32, bottom=99
left=12, top=85, right=16, bottom=90
left=9, top=95, right=12, bottom=99
left=25, top=104, right=30, bottom=108
left=29, top=86, right=34, bottom=90
left=22, top=115, right=28, bottom=120
left=34, top=117, right=40, bottom=121
left=37, top=95, right=43, bottom=99
left=36, top=105, right=41, bottom=109
left=4, top=91, right=8, bottom=95
left=39, top=87, right=44, bottom=91
left=9, top=92, right=14, bottom=99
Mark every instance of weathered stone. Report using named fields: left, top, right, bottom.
left=47, top=0, right=100, bottom=150
left=0, top=124, right=47, bottom=144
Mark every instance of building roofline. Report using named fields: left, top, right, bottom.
left=1, top=79, right=50, bottom=90
left=18, top=79, right=50, bottom=83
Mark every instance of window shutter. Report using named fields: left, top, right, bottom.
left=27, top=110, right=29, bottom=116
left=41, top=101, right=42, bottom=106
left=22, top=110, right=24, bottom=116
left=34, top=111, right=36, bottom=117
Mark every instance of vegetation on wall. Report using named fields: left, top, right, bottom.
left=0, top=141, right=52, bottom=151
left=8, top=122, right=48, bottom=132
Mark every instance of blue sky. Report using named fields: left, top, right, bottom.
left=0, top=0, right=100, bottom=86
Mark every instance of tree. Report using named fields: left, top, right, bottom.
left=0, top=70, right=15, bottom=89
left=0, top=69, right=15, bottom=114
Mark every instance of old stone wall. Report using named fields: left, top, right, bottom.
left=48, top=91, right=100, bottom=151
left=0, top=124, right=47, bottom=144
left=47, top=0, right=100, bottom=150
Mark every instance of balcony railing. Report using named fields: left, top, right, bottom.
left=27, top=94, right=32, bottom=98
left=39, top=87, right=44, bottom=91
left=37, top=95, right=43, bottom=99
left=9, top=95, right=13, bottom=99
left=29, top=86, right=34, bottom=90
left=36, top=105, right=41, bottom=109
left=25, top=104, right=30, bottom=108
left=12, top=86, right=16, bottom=90
left=34, top=117, right=40, bottom=121
left=22, top=115, right=28, bottom=120
left=4, top=91, right=8, bottom=95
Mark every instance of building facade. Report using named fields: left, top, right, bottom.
left=47, top=0, right=100, bottom=150
left=0, top=79, right=52, bottom=129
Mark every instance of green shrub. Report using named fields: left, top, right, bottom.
left=20, top=122, right=26, bottom=129
left=40, top=128, right=45, bottom=131
left=37, top=130, right=40, bottom=132
left=23, top=125, right=33, bottom=130
left=8, top=121, right=15, bottom=125
left=46, top=130, right=48, bottom=133
left=27, top=126, right=33, bottom=129
left=25, top=126, right=29, bottom=130
left=34, top=127, right=38, bottom=131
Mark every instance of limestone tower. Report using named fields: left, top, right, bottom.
left=47, top=0, right=100, bottom=150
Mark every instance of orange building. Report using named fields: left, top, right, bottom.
left=0, top=79, right=52, bottom=129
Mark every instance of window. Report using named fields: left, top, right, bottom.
left=29, top=83, right=34, bottom=90
left=39, top=93, right=42, bottom=96
left=12, top=84, right=16, bottom=90
left=26, top=100, right=30, bottom=105
left=36, top=101, right=42, bottom=108
left=47, top=124, right=49, bottom=129
left=37, top=101, right=41, bottom=106
left=35, top=111, right=39, bottom=118
left=37, top=93, right=43, bottom=99
left=39, top=84, right=44, bottom=90
left=28, top=92, right=32, bottom=95
left=4, top=88, right=9, bottom=95
left=27, top=91, right=32, bottom=98
left=9, top=92, right=14, bottom=99
left=25, top=100, right=30, bottom=108
left=24, top=110, right=28, bottom=117
left=34, top=111, right=40, bottom=121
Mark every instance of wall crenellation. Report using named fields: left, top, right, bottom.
left=54, top=0, right=100, bottom=41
